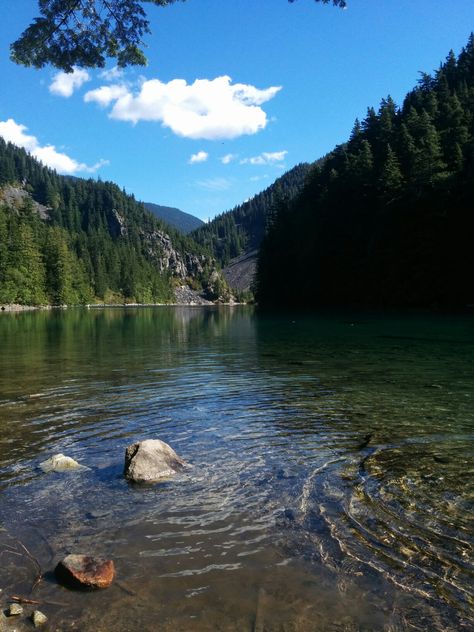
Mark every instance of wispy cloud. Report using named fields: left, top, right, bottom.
left=0, top=118, right=108, bottom=174
left=240, top=150, right=288, bottom=166
left=196, top=177, right=233, bottom=191
left=84, top=75, right=281, bottom=140
left=49, top=67, right=90, bottom=97
left=99, top=66, right=124, bottom=82
left=221, top=153, right=238, bottom=165
left=189, top=150, right=209, bottom=164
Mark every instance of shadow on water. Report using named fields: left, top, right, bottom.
left=0, top=307, right=472, bottom=630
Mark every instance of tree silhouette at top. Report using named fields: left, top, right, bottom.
left=10, top=0, right=347, bottom=72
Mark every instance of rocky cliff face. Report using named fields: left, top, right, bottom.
left=144, top=229, right=207, bottom=278
left=143, top=229, right=232, bottom=302
left=0, top=185, right=50, bottom=219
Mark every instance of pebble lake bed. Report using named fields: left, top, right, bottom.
left=0, top=306, right=472, bottom=631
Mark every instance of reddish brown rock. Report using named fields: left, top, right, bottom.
left=55, top=554, right=115, bottom=590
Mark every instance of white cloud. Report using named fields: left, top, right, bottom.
left=84, top=84, right=129, bottom=107
left=0, top=118, right=108, bottom=175
left=189, top=150, right=209, bottom=164
left=49, top=67, right=90, bottom=97
left=99, top=66, right=124, bottom=82
left=240, top=150, right=288, bottom=166
left=221, top=153, right=238, bottom=165
left=196, top=177, right=233, bottom=191
left=84, top=75, right=281, bottom=140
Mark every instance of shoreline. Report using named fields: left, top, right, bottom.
left=1, top=302, right=245, bottom=313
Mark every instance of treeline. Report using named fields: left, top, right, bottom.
left=256, top=36, right=474, bottom=309
left=191, top=163, right=310, bottom=266
left=0, top=139, right=210, bottom=305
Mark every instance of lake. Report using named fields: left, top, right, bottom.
left=0, top=306, right=472, bottom=631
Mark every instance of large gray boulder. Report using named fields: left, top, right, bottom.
left=124, top=439, right=186, bottom=483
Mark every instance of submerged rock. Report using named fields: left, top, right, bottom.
left=124, top=439, right=186, bottom=483
left=8, top=603, right=23, bottom=616
left=32, top=610, right=47, bottom=627
left=31, top=610, right=48, bottom=628
left=39, top=453, right=88, bottom=473
left=55, top=554, right=115, bottom=590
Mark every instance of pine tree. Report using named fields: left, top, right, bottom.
left=379, top=145, right=404, bottom=200
left=413, top=110, right=446, bottom=188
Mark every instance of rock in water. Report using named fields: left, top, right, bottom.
left=8, top=603, right=23, bottom=616
left=32, top=610, right=48, bottom=627
left=55, top=554, right=115, bottom=589
left=39, top=453, right=88, bottom=473
left=124, top=439, right=186, bottom=483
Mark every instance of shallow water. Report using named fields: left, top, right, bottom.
left=0, top=306, right=472, bottom=631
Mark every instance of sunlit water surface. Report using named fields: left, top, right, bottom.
left=0, top=307, right=472, bottom=631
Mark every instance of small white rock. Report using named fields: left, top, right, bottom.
left=32, top=610, right=48, bottom=627
left=8, top=603, right=23, bottom=616
left=39, top=453, right=88, bottom=473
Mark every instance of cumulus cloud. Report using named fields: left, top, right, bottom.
left=84, top=84, right=129, bottom=107
left=189, top=150, right=209, bottom=164
left=221, top=153, right=238, bottom=165
left=0, top=118, right=108, bottom=174
left=49, top=67, right=90, bottom=97
left=84, top=75, right=281, bottom=140
left=240, top=150, right=288, bottom=166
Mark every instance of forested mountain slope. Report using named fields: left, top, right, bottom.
left=191, top=163, right=311, bottom=268
left=144, top=202, right=204, bottom=234
left=0, top=140, right=224, bottom=306
left=257, top=36, right=474, bottom=309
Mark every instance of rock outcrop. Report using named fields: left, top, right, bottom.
left=124, top=439, right=186, bottom=483
left=55, top=554, right=115, bottom=589
left=0, top=185, right=50, bottom=220
left=144, top=229, right=207, bottom=279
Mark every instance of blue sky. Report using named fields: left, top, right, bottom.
left=0, top=1, right=473, bottom=221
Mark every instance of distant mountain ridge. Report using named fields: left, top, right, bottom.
left=144, top=202, right=204, bottom=234
left=190, top=163, right=311, bottom=291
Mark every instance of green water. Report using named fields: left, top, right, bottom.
left=0, top=307, right=472, bottom=631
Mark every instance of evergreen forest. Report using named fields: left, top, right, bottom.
left=256, top=37, right=474, bottom=309
left=0, top=139, right=214, bottom=306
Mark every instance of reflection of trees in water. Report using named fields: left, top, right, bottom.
left=0, top=306, right=254, bottom=477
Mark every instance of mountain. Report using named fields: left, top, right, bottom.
left=144, top=202, right=204, bottom=234
left=191, top=163, right=311, bottom=291
left=256, top=35, right=474, bottom=309
left=0, top=139, right=229, bottom=306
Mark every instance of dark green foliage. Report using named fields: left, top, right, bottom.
left=191, top=163, right=311, bottom=267
left=0, top=138, right=209, bottom=305
left=256, top=36, right=474, bottom=309
left=10, top=0, right=182, bottom=72
left=11, top=0, right=346, bottom=72
left=144, top=202, right=204, bottom=234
